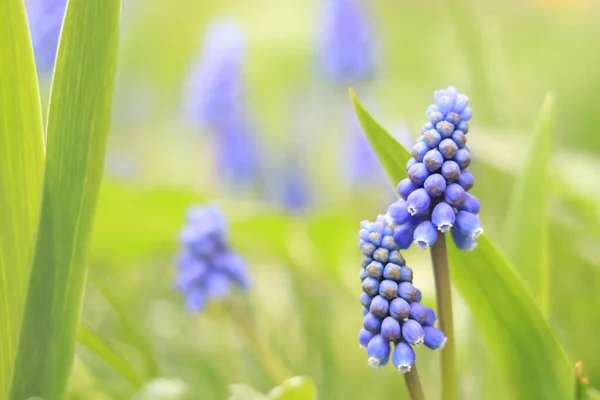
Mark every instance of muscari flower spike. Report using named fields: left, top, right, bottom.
left=183, top=19, right=246, bottom=130
left=317, top=0, right=376, bottom=84
left=358, top=215, right=446, bottom=373
left=175, top=205, right=250, bottom=311
left=26, top=0, right=68, bottom=72
left=388, top=86, right=483, bottom=251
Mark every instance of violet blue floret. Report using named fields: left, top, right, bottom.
left=358, top=215, right=445, bottom=372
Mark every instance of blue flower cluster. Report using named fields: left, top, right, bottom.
left=175, top=206, right=250, bottom=311
left=317, top=0, right=375, bottom=84
left=25, top=0, right=68, bottom=72
left=358, top=215, right=446, bottom=372
left=388, top=86, right=483, bottom=251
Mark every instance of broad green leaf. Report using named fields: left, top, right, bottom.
left=267, top=376, right=317, bottom=400
left=78, top=324, right=144, bottom=388
left=351, top=91, right=572, bottom=400
left=0, top=0, right=45, bottom=393
left=503, top=93, right=554, bottom=314
left=7, top=0, right=121, bottom=398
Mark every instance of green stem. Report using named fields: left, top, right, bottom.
left=430, top=233, right=457, bottom=400
left=225, top=300, right=291, bottom=385
left=404, top=364, right=426, bottom=400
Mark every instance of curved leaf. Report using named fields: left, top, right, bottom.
left=8, top=0, right=121, bottom=398
left=350, top=90, right=572, bottom=400
left=0, top=0, right=45, bottom=393
left=503, top=93, right=554, bottom=315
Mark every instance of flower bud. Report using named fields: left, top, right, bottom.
left=457, top=170, right=474, bottom=190
left=399, top=266, right=413, bottom=282
left=360, top=292, right=373, bottom=308
left=439, top=138, right=458, bottom=159
left=393, top=223, right=416, bottom=250
left=366, top=261, right=384, bottom=278
left=361, top=277, right=380, bottom=296
left=381, top=317, right=402, bottom=341
left=363, top=312, right=383, bottom=333
left=455, top=211, right=483, bottom=239
left=360, top=241, right=376, bottom=256
left=367, top=335, right=390, bottom=368
left=406, top=188, right=431, bottom=216
left=436, top=121, right=454, bottom=137
left=423, top=149, right=444, bottom=171
left=424, top=173, right=447, bottom=197
left=414, top=288, right=422, bottom=302
left=423, top=326, right=447, bottom=350
left=388, top=250, right=405, bottom=266
left=359, top=328, right=375, bottom=348
left=453, top=94, right=469, bottom=113
left=383, top=263, right=402, bottom=280
left=445, top=112, right=461, bottom=125
left=401, top=319, right=425, bottom=346
left=389, top=297, right=411, bottom=320
left=460, top=107, right=473, bottom=121
left=379, top=279, right=399, bottom=299
left=409, top=302, right=429, bottom=323
left=406, top=157, right=417, bottom=170
left=413, top=220, right=438, bottom=249
left=450, top=225, right=477, bottom=252
left=398, top=282, right=417, bottom=302
left=408, top=163, right=430, bottom=186
left=454, top=148, right=471, bottom=169
left=423, top=307, right=437, bottom=326
left=387, top=199, right=411, bottom=226
left=423, top=129, right=442, bottom=147
left=460, top=193, right=481, bottom=214
left=441, top=160, right=461, bottom=183
left=444, top=183, right=466, bottom=207
left=397, top=178, right=419, bottom=200
left=412, top=142, right=430, bottom=162
left=457, top=120, right=469, bottom=133
left=369, top=295, right=390, bottom=318
left=392, top=341, right=415, bottom=373
left=451, top=130, right=467, bottom=148
left=431, top=201, right=456, bottom=232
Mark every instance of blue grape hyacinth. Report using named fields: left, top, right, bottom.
left=317, top=0, right=376, bottom=83
left=25, top=0, right=68, bottom=72
left=389, top=86, right=483, bottom=251
left=183, top=19, right=246, bottom=130
left=175, top=205, right=250, bottom=311
left=358, top=215, right=446, bottom=372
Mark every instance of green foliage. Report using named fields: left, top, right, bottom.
left=0, top=0, right=45, bottom=393
left=351, top=93, right=573, bottom=399
left=503, top=93, right=554, bottom=314
left=7, top=0, right=121, bottom=398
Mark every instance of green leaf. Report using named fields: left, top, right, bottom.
left=503, top=93, right=554, bottom=315
left=7, top=0, right=121, bottom=398
left=267, top=376, right=317, bottom=400
left=78, top=324, right=144, bottom=388
left=351, top=92, right=573, bottom=400
left=0, top=0, right=45, bottom=393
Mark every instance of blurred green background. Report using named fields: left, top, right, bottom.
left=65, top=0, right=600, bottom=398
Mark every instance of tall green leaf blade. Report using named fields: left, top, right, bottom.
left=0, top=0, right=45, bottom=393
left=502, top=93, right=554, bottom=314
left=7, top=0, right=121, bottom=398
left=78, top=324, right=144, bottom=388
left=351, top=91, right=572, bottom=400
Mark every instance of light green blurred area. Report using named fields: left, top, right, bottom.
left=71, top=0, right=600, bottom=398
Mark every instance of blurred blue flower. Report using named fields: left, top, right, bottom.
left=388, top=86, right=483, bottom=251
left=317, top=0, right=376, bottom=84
left=280, top=164, right=310, bottom=214
left=358, top=215, right=445, bottom=372
left=25, top=0, right=68, bottom=72
left=175, top=205, right=250, bottom=311
left=214, top=121, right=259, bottom=187
left=183, top=19, right=246, bottom=130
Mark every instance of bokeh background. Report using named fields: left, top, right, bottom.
left=40, top=0, right=600, bottom=398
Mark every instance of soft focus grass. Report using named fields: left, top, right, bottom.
left=67, top=0, right=600, bottom=398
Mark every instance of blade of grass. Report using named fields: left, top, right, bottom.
left=350, top=90, right=572, bottom=400
left=78, top=324, right=145, bottom=388
left=503, top=93, right=554, bottom=315
left=0, top=0, right=45, bottom=394
left=7, top=0, right=121, bottom=398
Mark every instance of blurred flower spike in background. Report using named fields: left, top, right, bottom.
left=183, top=19, right=246, bottom=131
left=318, top=0, right=376, bottom=84
left=358, top=215, right=446, bottom=372
left=388, top=86, right=483, bottom=251
left=175, top=205, right=250, bottom=312
left=25, top=0, right=68, bottom=72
